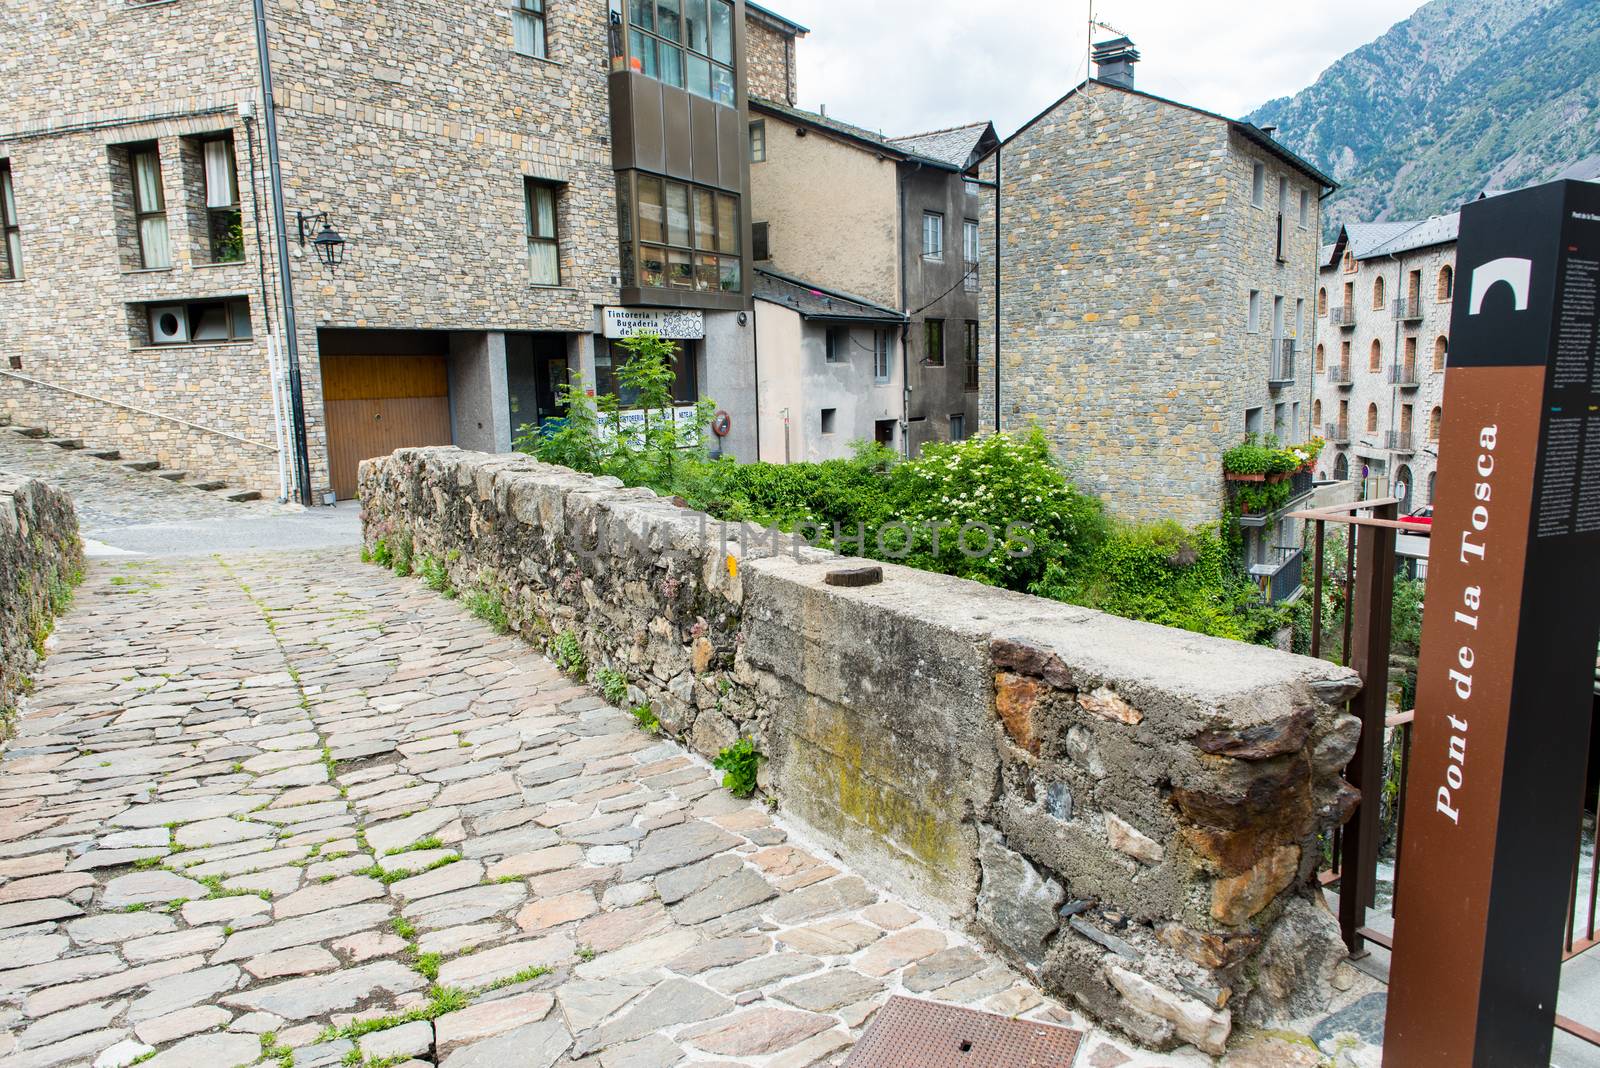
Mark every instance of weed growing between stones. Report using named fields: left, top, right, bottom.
left=390, top=534, right=415, bottom=577
left=466, top=588, right=510, bottom=634
left=592, top=667, right=628, bottom=705
left=319, top=985, right=470, bottom=1044
left=551, top=631, right=586, bottom=677
left=357, top=855, right=459, bottom=885
left=385, top=836, right=443, bottom=857
left=418, top=554, right=454, bottom=597
left=629, top=703, right=662, bottom=735
left=713, top=737, right=763, bottom=798
left=370, top=537, right=394, bottom=569
left=260, top=1032, right=294, bottom=1068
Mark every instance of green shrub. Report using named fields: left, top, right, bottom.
left=713, top=737, right=763, bottom=798
left=370, top=537, right=394, bottom=569
left=551, top=631, right=586, bottom=677
left=592, top=667, right=628, bottom=705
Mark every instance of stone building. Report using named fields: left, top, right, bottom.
left=0, top=0, right=777, bottom=501
left=975, top=39, right=1334, bottom=599
left=748, top=94, right=996, bottom=459
left=1312, top=215, right=1457, bottom=515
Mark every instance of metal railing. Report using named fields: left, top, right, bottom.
left=1387, top=430, right=1415, bottom=453
left=1387, top=363, right=1420, bottom=388
left=1325, top=365, right=1354, bottom=387
left=1249, top=545, right=1304, bottom=603
left=1269, top=339, right=1296, bottom=386
left=1330, top=305, right=1357, bottom=328
left=1393, top=296, right=1424, bottom=321
left=1326, top=421, right=1351, bottom=443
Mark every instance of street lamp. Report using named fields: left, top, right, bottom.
left=296, top=211, right=346, bottom=269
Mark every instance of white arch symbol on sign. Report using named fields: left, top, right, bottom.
left=1468, top=257, right=1533, bottom=315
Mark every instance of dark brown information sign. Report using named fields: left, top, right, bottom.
left=1386, top=179, right=1600, bottom=1066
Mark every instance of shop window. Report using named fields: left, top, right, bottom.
left=595, top=338, right=699, bottom=407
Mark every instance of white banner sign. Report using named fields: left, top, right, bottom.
left=596, top=406, right=703, bottom=445
left=603, top=308, right=706, bottom=340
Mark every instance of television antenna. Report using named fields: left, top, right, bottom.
left=1085, top=2, right=1130, bottom=82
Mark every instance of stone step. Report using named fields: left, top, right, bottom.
left=226, top=490, right=262, bottom=503
left=121, top=459, right=160, bottom=473
left=85, top=448, right=122, bottom=461
left=155, top=470, right=188, bottom=482
left=44, top=438, right=84, bottom=450
left=193, top=479, right=228, bottom=492
left=10, top=426, right=48, bottom=439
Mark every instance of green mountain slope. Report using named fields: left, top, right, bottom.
left=1248, top=0, right=1600, bottom=232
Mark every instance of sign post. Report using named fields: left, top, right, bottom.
left=1385, top=179, right=1600, bottom=1065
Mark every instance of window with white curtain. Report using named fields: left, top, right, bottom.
left=525, top=179, right=561, bottom=286
left=130, top=145, right=170, bottom=269
left=513, top=0, right=546, bottom=58
left=922, top=211, right=943, bottom=260
left=202, top=136, right=243, bottom=263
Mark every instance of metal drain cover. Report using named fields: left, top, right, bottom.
left=844, top=996, right=1083, bottom=1067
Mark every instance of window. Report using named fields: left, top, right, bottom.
left=1317, top=287, right=1327, bottom=316
left=1403, top=335, right=1417, bottom=374
left=963, top=220, right=979, bottom=291
left=627, top=0, right=735, bottom=106
left=820, top=408, right=837, bottom=435
left=922, top=212, right=944, bottom=260
left=1343, top=280, right=1354, bottom=310
left=525, top=180, right=561, bottom=286
left=1251, top=163, right=1265, bottom=207
left=513, top=0, right=547, bottom=58
left=873, top=330, right=891, bottom=382
left=1313, top=399, right=1322, bottom=427
left=1366, top=403, right=1379, bottom=433
left=1298, top=189, right=1310, bottom=228
left=1433, top=335, right=1448, bottom=371
left=1400, top=403, right=1414, bottom=435
left=1437, top=264, right=1453, bottom=302
left=825, top=326, right=848, bottom=363
left=1274, top=402, right=1286, bottom=439
left=1277, top=176, right=1288, bottom=210
left=964, top=320, right=979, bottom=392
left=595, top=339, right=698, bottom=405
left=1369, top=338, right=1381, bottom=371
left=1315, top=344, right=1325, bottom=373
left=143, top=298, right=252, bottom=345
left=0, top=161, right=18, bottom=279
left=1343, top=251, right=1355, bottom=273
left=1245, top=407, right=1263, bottom=434
left=923, top=318, right=944, bottom=366
left=751, top=221, right=769, bottom=261
left=1427, top=471, right=1436, bottom=503
left=130, top=144, right=170, bottom=269
left=201, top=136, right=242, bottom=264
left=1340, top=340, right=1351, bottom=371
left=1372, top=275, right=1386, bottom=309
left=1338, top=399, right=1349, bottom=427
left=1272, top=294, right=1284, bottom=338
left=1247, top=290, right=1261, bottom=333
left=1428, top=406, right=1442, bottom=441
left=950, top=414, right=966, bottom=441
left=625, top=173, right=740, bottom=292
left=749, top=120, right=766, bottom=163
left=1294, top=298, right=1304, bottom=340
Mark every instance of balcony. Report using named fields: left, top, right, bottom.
left=1231, top=467, right=1315, bottom=527
left=1393, top=296, right=1424, bottom=322
left=1326, top=421, right=1350, bottom=444
left=1387, top=430, right=1416, bottom=454
left=1324, top=365, right=1354, bottom=388
left=1387, top=362, right=1420, bottom=389
left=1249, top=546, right=1305, bottom=604
left=1268, top=339, right=1296, bottom=388
left=1330, top=305, right=1357, bottom=329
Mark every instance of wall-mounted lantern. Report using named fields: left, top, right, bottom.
left=296, top=211, right=347, bottom=269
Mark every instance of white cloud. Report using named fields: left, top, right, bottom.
left=772, top=0, right=1421, bottom=138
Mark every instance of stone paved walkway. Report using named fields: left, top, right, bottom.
left=2, top=548, right=1219, bottom=1068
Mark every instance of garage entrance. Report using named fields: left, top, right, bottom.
left=319, top=331, right=452, bottom=500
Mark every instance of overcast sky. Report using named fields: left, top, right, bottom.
left=772, top=0, right=1422, bottom=139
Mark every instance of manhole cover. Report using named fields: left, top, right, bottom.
left=844, top=996, right=1083, bottom=1067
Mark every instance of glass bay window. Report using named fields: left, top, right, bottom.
left=625, top=0, right=735, bottom=106
left=623, top=171, right=740, bottom=294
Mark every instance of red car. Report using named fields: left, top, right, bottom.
left=1401, top=505, right=1433, bottom=531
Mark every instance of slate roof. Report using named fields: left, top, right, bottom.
left=749, top=98, right=907, bottom=159
left=753, top=268, right=907, bottom=324
left=746, top=2, right=808, bottom=35
left=888, top=122, right=996, bottom=170
left=1367, top=213, right=1460, bottom=257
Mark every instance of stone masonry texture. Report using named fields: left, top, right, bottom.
left=0, top=471, right=81, bottom=739
left=360, top=445, right=1368, bottom=1052
left=978, top=82, right=1324, bottom=527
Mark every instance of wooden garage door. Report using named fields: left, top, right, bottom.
left=322, top=355, right=451, bottom=500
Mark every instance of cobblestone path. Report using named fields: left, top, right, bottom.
left=0, top=549, right=1180, bottom=1068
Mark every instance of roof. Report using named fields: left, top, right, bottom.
left=1323, top=216, right=1460, bottom=267
left=1556, top=155, right=1600, bottom=182
left=1366, top=213, right=1460, bottom=257
left=986, top=78, right=1337, bottom=189
left=753, top=268, right=907, bottom=324
left=745, top=2, right=808, bottom=35
left=888, top=122, right=999, bottom=171
left=750, top=98, right=969, bottom=172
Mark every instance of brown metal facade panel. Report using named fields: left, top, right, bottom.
left=716, top=101, right=744, bottom=193
left=627, top=75, right=666, bottom=175
left=609, top=74, right=637, bottom=172
left=690, top=92, right=720, bottom=187
left=663, top=86, right=694, bottom=180
left=844, top=997, right=1082, bottom=1067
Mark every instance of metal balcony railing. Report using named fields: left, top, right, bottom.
left=1330, top=305, right=1357, bottom=328
left=1387, top=362, right=1420, bottom=388
left=1324, top=365, right=1354, bottom=387
left=1326, top=421, right=1350, bottom=443
left=1387, top=430, right=1416, bottom=453
left=1393, top=296, right=1424, bottom=322
left=1248, top=546, right=1305, bottom=604
left=1269, top=339, right=1296, bottom=387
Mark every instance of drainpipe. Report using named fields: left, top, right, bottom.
left=240, top=110, right=290, bottom=504
left=750, top=306, right=762, bottom=462
left=993, top=145, right=1001, bottom=434
left=252, top=0, right=315, bottom=506
left=898, top=163, right=911, bottom=458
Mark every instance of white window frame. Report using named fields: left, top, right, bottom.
left=872, top=330, right=891, bottom=383
left=1251, top=162, right=1265, bottom=208
left=1298, top=188, right=1310, bottom=228
left=1248, top=289, right=1261, bottom=333
left=922, top=211, right=944, bottom=260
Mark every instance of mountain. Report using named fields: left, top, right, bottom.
left=1247, top=0, right=1600, bottom=233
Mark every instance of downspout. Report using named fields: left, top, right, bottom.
left=898, top=162, right=911, bottom=458
left=993, top=144, right=1001, bottom=434
left=241, top=111, right=289, bottom=503
left=252, top=0, right=315, bottom=506
left=750, top=305, right=762, bottom=462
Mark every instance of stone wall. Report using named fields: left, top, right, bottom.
left=360, top=446, right=1365, bottom=1053
left=0, top=473, right=82, bottom=739
left=745, top=15, right=798, bottom=105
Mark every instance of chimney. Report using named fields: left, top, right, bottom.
left=1092, top=37, right=1139, bottom=89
